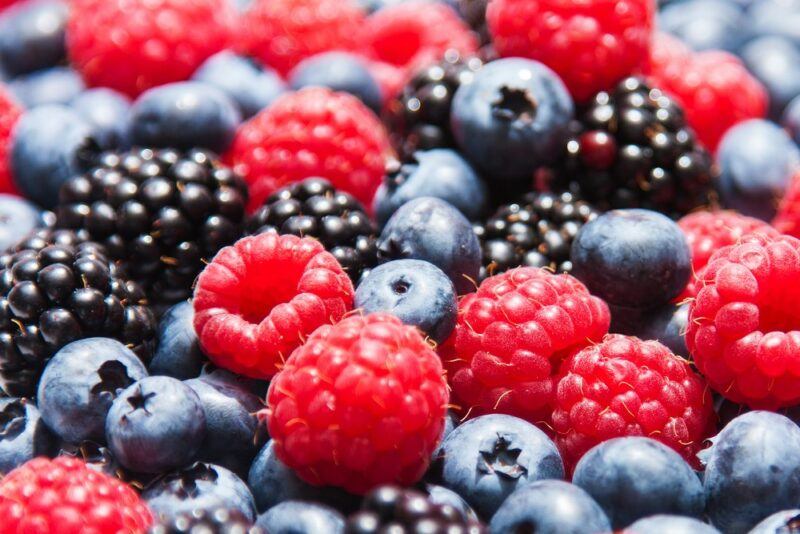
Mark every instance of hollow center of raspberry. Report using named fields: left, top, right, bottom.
left=491, top=87, right=538, bottom=123
left=370, top=27, right=423, bottom=67
left=238, top=264, right=305, bottom=324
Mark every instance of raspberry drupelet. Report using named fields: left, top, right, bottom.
left=0, top=84, right=21, bottom=195
left=263, top=313, right=449, bottom=495
left=193, top=232, right=354, bottom=380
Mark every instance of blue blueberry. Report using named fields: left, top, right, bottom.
left=290, top=52, right=382, bottom=114
left=37, top=338, right=149, bottom=444
left=255, top=501, right=345, bottom=534
left=355, top=259, right=457, bottom=343
left=373, top=149, right=488, bottom=226
left=377, top=197, right=481, bottom=295
left=748, top=510, right=800, bottom=534
left=625, top=515, right=721, bottom=534
left=749, top=0, right=800, bottom=46
left=489, top=480, right=611, bottom=534
left=105, top=376, right=206, bottom=473
left=70, top=88, right=131, bottom=149
left=185, top=370, right=264, bottom=478
left=9, top=67, right=85, bottom=108
left=438, top=413, right=564, bottom=518
left=433, top=410, right=459, bottom=459
left=0, top=0, right=67, bottom=76
left=11, top=104, right=101, bottom=208
left=450, top=58, right=573, bottom=182
left=702, top=411, right=800, bottom=533
left=149, top=301, right=206, bottom=380
left=572, top=437, right=704, bottom=530
left=128, top=81, right=241, bottom=153
left=0, top=397, right=58, bottom=473
left=0, top=194, right=42, bottom=252
left=143, top=462, right=257, bottom=522
left=659, top=0, right=745, bottom=52
left=571, top=209, right=691, bottom=309
left=741, top=37, right=800, bottom=119
left=611, top=302, right=690, bottom=358
left=717, top=119, right=800, bottom=220
left=192, top=51, right=287, bottom=119
left=783, top=92, right=800, bottom=146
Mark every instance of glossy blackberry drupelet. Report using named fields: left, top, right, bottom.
left=385, top=51, right=483, bottom=159
left=474, top=191, right=598, bottom=280
left=149, top=507, right=262, bottom=534
left=246, top=178, right=378, bottom=284
left=56, top=148, right=248, bottom=307
left=0, top=229, right=155, bottom=397
left=553, top=77, right=718, bottom=218
left=345, top=485, right=486, bottom=534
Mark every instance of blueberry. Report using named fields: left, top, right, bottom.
left=290, top=52, right=382, bottom=114
left=255, top=501, right=345, bottom=534
left=377, top=197, right=481, bottom=295
left=450, top=57, right=573, bottom=182
left=749, top=509, right=800, bottom=534
left=185, top=370, right=264, bottom=478
left=143, top=462, right=257, bottom=522
left=0, top=0, right=67, bottom=76
left=571, top=209, right=691, bottom=309
left=70, top=88, right=131, bottom=149
left=37, top=338, right=149, bottom=443
left=438, top=414, right=564, bottom=518
left=373, top=149, right=488, bottom=226
left=572, top=437, right=704, bottom=530
left=717, top=119, right=800, bottom=220
left=433, top=410, right=459, bottom=459
left=702, top=411, right=800, bottom=533
left=749, top=0, right=800, bottom=46
left=128, top=81, right=241, bottom=153
left=149, top=301, right=206, bottom=380
left=625, top=515, right=721, bottom=534
left=741, top=37, right=800, bottom=119
left=11, top=104, right=101, bottom=208
left=0, top=194, right=42, bottom=252
left=783, top=92, right=800, bottom=146
left=355, top=259, right=457, bottom=343
left=610, top=302, right=689, bottom=358
left=489, top=480, right=611, bottom=534
left=659, top=0, right=745, bottom=52
left=9, top=67, right=85, bottom=108
left=192, top=51, right=287, bottom=119
left=0, top=397, right=58, bottom=473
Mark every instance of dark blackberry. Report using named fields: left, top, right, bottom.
left=552, top=77, right=719, bottom=218
left=385, top=50, right=483, bottom=159
left=458, top=0, right=490, bottom=46
left=149, top=508, right=262, bottom=534
left=246, top=177, right=378, bottom=284
left=55, top=148, right=248, bottom=307
left=474, top=191, right=599, bottom=280
left=345, top=485, right=486, bottom=534
left=0, top=228, right=155, bottom=397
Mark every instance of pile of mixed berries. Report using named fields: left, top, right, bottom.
left=4, top=0, right=800, bottom=532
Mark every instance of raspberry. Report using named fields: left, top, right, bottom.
left=263, top=313, right=448, bottom=495
left=0, top=456, right=152, bottom=533
left=486, top=0, right=654, bottom=102
left=649, top=32, right=768, bottom=153
left=438, top=267, right=610, bottom=424
left=193, top=232, right=354, bottom=379
left=678, top=210, right=778, bottom=299
left=66, top=0, right=234, bottom=97
left=238, top=0, right=366, bottom=77
left=552, top=335, right=714, bottom=470
left=226, top=87, right=392, bottom=212
left=774, top=171, right=800, bottom=238
left=0, top=84, right=21, bottom=196
left=686, top=233, right=800, bottom=409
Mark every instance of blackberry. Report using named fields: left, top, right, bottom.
left=345, top=485, right=486, bottom=534
left=247, top=178, right=378, bottom=284
left=474, top=191, right=599, bottom=280
left=552, top=77, right=719, bottom=218
left=458, top=0, right=490, bottom=46
left=385, top=50, right=483, bottom=159
left=55, top=148, right=248, bottom=307
left=149, top=508, right=262, bottom=534
left=0, top=228, right=155, bottom=397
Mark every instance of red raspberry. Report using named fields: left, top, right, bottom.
left=0, top=85, right=21, bottom=196
left=649, top=32, right=768, bottom=153
left=0, top=456, right=152, bottom=533
left=263, top=313, right=448, bottom=494
left=439, top=267, right=610, bottom=424
left=193, top=232, right=354, bottom=379
left=238, top=0, right=366, bottom=77
left=686, top=232, right=800, bottom=409
left=678, top=210, right=778, bottom=299
left=774, top=171, right=800, bottom=238
left=226, top=87, right=392, bottom=212
left=486, top=0, right=654, bottom=103
left=66, top=0, right=234, bottom=98
left=553, top=335, right=714, bottom=470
